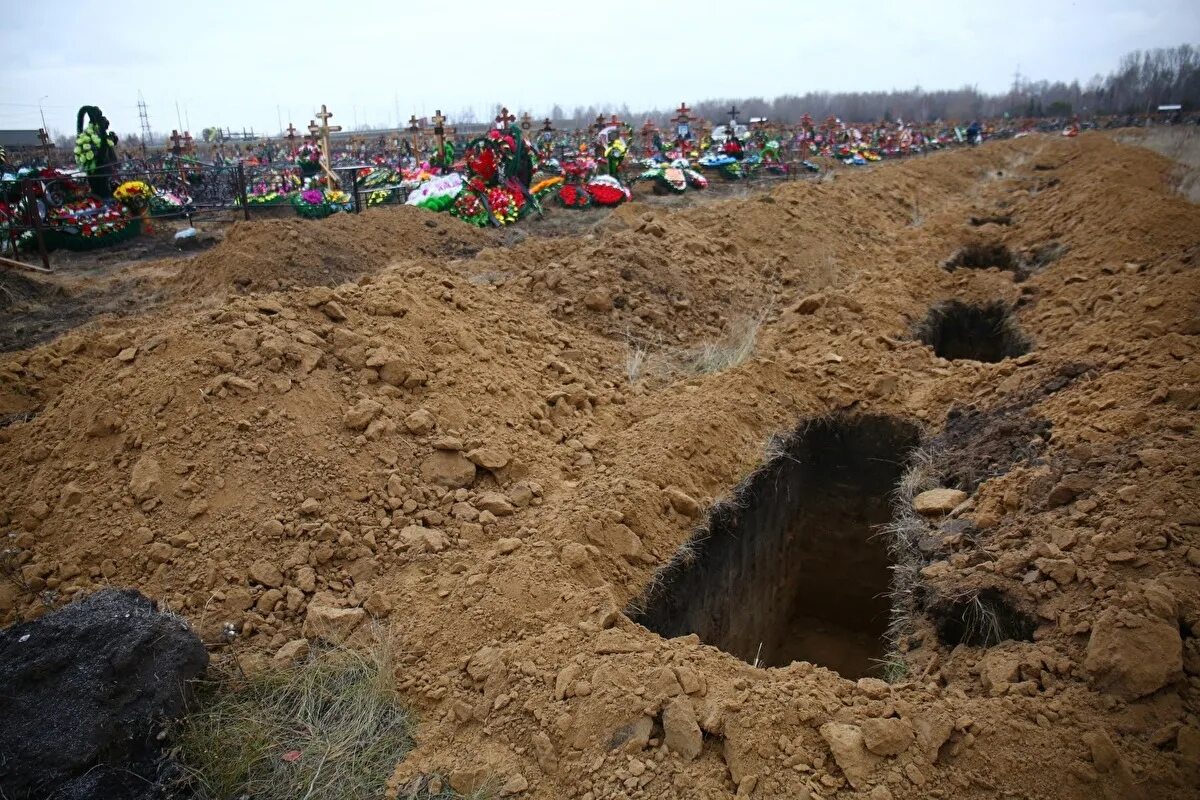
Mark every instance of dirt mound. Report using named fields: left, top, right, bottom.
left=0, top=588, right=207, bottom=800
left=165, top=204, right=496, bottom=298
left=1, top=133, right=1199, bottom=799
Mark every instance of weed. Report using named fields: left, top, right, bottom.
left=625, top=342, right=648, bottom=383
left=682, top=310, right=765, bottom=375
left=176, top=638, right=414, bottom=800
left=871, top=656, right=910, bottom=683
left=622, top=310, right=767, bottom=384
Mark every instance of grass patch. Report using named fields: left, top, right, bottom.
left=624, top=310, right=767, bottom=384
left=683, top=312, right=764, bottom=374
left=176, top=641, right=414, bottom=800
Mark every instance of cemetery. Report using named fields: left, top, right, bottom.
left=1, top=31, right=1199, bottom=800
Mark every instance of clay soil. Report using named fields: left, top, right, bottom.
left=1, top=133, right=1199, bottom=799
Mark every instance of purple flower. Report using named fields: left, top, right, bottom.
left=301, top=189, right=323, bottom=204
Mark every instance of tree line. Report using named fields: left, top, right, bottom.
left=550, top=44, right=1200, bottom=126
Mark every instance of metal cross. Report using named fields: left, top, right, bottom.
left=495, top=106, right=515, bottom=127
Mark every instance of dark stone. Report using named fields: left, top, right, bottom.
left=0, top=588, right=207, bottom=800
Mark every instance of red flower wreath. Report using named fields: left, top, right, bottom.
left=585, top=183, right=627, bottom=206
left=556, top=184, right=591, bottom=209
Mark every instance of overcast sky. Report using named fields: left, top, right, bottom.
left=2, top=0, right=1197, bottom=137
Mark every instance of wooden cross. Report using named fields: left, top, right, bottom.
left=541, top=118, right=554, bottom=133
left=672, top=102, right=692, bottom=124
left=520, top=112, right=533, bottom=131
left=592, top=114, right=606, bottom=133
left=312, top=105, right=342, bottom=185
left=183, top=131, right=194, bottom=154
left=169, top=129, right=184, bottom=155
left=608, top=113, right=623, bottom=127
left=406, top=114, right=423, bottom=160
left=495, top=106, right=515, bottom=128
left=285, top=123, right=298, bottom=146
left=640, top=119, right=658, bottom=154
left=432, top=110, right=454, bottom=163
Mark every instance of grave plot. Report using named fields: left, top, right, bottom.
left=628, top=415, right=920, bottom=678
left=944, top=241, right=1019, bottom=271
left=915, top=300, right=1031, bottom=363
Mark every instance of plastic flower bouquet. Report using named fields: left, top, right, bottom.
left=296, top=143, right=321, bottom=166
left=114, top=180, right=154, bottom=211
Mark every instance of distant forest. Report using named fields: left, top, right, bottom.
left=542, top=44, right=1200, bottom=126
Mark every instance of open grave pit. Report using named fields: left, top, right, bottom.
left=628, top=414, right=921, bottom=678
left=915, top=300, right=1032, bottom=363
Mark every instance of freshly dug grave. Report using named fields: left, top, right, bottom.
left=1, top=133, right=1199, bottom=800
left=629, top=414, right=920, bottom=678
left=914, top=300, right=1032, bottom=363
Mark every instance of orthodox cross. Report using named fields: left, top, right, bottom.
left=672, top=102, right=693, bottom=144
left=432, top=109, right=454, bottom=159
left=182, top=131, right=194, bottom=154
left=285, top=123, right=298, bottom=148
left=640, top=118, right=657, bottom=149
left=520, top=112, right=533, bottom=132
left=495, top=106, right=515, bottom=128
left=169, top=129, right=184, bottom=156
left=406, top=114, right=423, bottom=158
left=727, top=104, right=740, bottom=131
left=592, top=114, right=606, bottom=134
left=541, top=118, right=554, bottom=133
left=311, top=104, right=342, bottom=185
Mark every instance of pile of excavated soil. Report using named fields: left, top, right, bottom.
left=165, top=203, right=497, bottom=298
left=1, top=133, right=1198, bottom=800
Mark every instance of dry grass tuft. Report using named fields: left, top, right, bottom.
left=880, top=446, right=942, bottom=680
left=624, top=310, right=767, bottom=384
left=177, top=639, right=418, bottom=800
